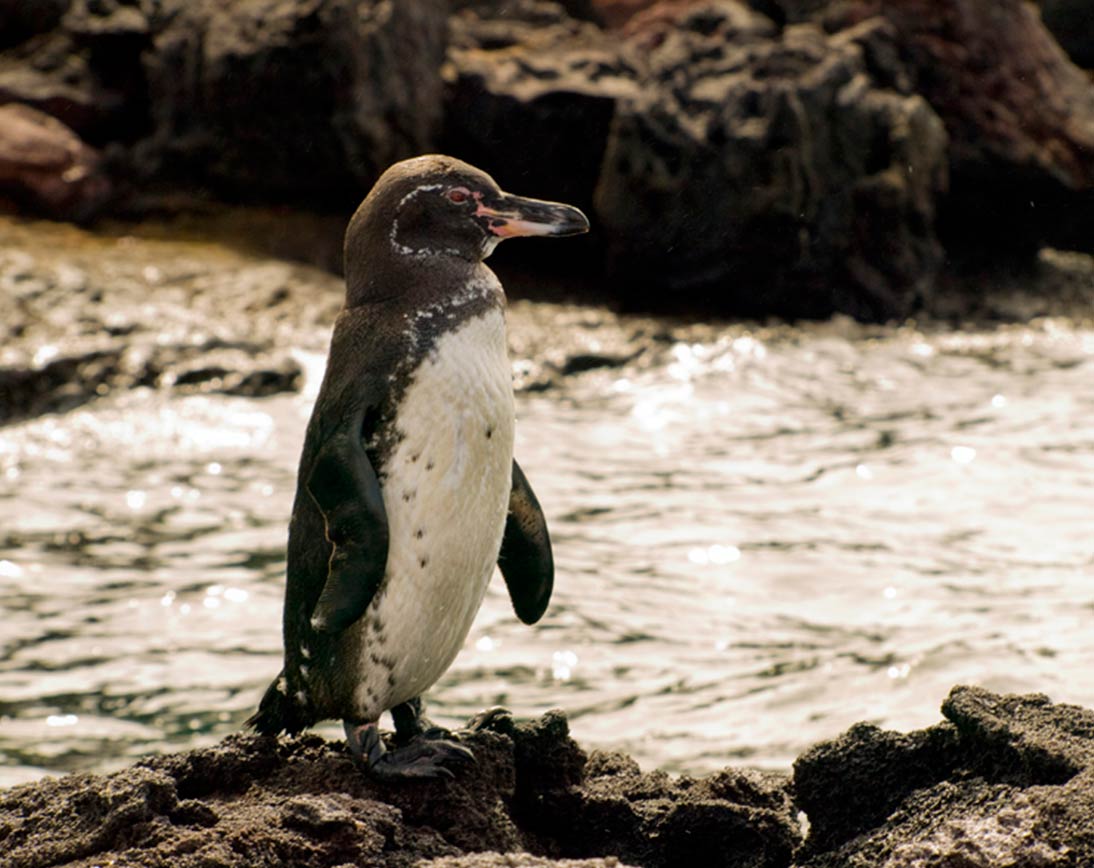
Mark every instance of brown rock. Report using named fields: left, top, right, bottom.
left=594, top=3, right=948, bottom=321
left=825, top=0, right=1094, bottom=259
left=444, top=0, right=639, bottom=210
left=132, top=0, right=448, bottom=205
left=0, top=711, right=798, bottom=868
left=794, top=686, right=1094, bottom=868
left=0, top=102, right=111, bottom=218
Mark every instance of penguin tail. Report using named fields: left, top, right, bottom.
left=246, top=672, right=306, bottom=736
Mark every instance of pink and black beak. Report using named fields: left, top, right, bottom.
left=476, top=192, right=590, bottom=239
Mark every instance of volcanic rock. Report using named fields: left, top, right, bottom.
left=0, top=710, right=797, bottom=868
left=794, top=685, right=1094, bottom=867
left=135, top=0, right=448, bottom=205
left=0, top=0, right=448, bottom=208
left=594, top=3, right=948, bottom=321
left=816, top=0, right=1094, bottom=262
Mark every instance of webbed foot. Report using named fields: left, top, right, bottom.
left=344, top=720, right=474, bottom=781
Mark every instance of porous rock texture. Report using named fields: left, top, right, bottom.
left=794, top=685, right=1094, bottom=867
left=449, top=0, right=1094, bottom=317
left=824, top=0, right=1094, bottom=262
left=594, top=5, right=948, bottom=321
left=0, top=710, right=799, bottom=868
left=6, top=687, right=1094, bottom=866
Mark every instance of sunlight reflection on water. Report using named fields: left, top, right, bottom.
left=2, top=314, right=1094, bottom=785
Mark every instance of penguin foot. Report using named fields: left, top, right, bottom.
left=344, top=721, right=474, bottom=781
left=373, top=737, right=476, bottom=781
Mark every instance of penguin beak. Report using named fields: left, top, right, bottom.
left=477, top=193, right=590, bottom=239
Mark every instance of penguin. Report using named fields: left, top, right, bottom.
left=247, top=155, right=589, bottom=779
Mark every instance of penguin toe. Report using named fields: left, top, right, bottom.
left=370, top=737, right=476, bottom=781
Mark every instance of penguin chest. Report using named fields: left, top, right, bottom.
left=354, top=308, right=515, bottom=715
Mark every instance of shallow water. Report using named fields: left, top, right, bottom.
left=3, top=303, right=1094, bottom=787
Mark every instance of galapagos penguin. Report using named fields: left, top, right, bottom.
left=247, top=155, right=589, bottom=779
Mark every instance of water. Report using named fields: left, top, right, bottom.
left=3, top=295, right=1094, bottom=787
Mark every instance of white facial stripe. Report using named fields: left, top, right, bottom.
left=397, top=183, right=443, bottom=209
left=390, top=183, right=469, bottom=258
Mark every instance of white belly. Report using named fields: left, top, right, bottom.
left=352, top=307, right=515, bottom=718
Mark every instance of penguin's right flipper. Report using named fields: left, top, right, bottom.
left=306, top=409, right=390, bottom=635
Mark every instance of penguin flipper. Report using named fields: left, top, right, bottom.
left=498, top=459, right=554, bottom=625
left=306, top=415, right=390, bottom=635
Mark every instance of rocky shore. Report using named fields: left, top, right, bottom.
left=1, top=686, right=1092, bottom=867
left=4, top=0, right=1094, bottom=321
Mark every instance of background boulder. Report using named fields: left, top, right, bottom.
left=3, top=0, right=1094, bottom=320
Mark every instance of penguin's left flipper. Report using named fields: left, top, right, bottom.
left=306, top=412, right=390, bottom=635
left=498, top=459, right=554, bottom=625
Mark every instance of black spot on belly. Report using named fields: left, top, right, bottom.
left=415, top=528, right=424, bottom=539
left=410, top=453, right=419, bottom=463
left=426, top=460, right=435, bottom=471
left=485, top=426, right=493, bottom=439
left=402, top=490, right=415, bottom=503
left=419, top=557, right=428, bottom=568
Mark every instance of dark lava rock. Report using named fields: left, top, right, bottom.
left=136, top=0, right=448, bottom=205
left=0, top=711, right=794, bottom=868
left=0, top=0, right=447, bottom=208
left=824, top=0, right=1094, bottom=264
left=794, top=685, right=1094, bottom=867
left=442, top=0, right=640, bottom=292
left=595, top=4, right=948, bottom=321
left=444, top=1, right=639, bottom=214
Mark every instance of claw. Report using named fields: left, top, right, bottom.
left=465, top=706, right=513, bottom=733
left=373, top=738, right=475, bottom=780
left=344, top=719, right=475, bottom=781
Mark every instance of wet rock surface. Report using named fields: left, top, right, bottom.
left=0, top=215, right=683, bottom=423
left=5, top=688, right=1094, bottom=866
left=0, top=216, right=337, bottom=424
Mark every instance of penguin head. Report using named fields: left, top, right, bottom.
left=344, top=156, right=589, bottom=302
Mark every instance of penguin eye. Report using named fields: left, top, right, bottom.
left=447, top=187, right=470, bottom=204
